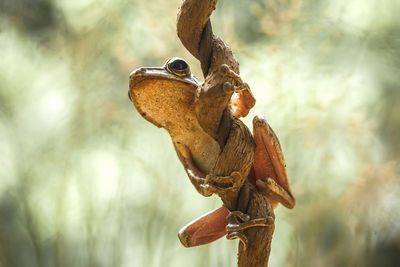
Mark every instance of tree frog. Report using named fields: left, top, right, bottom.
left=129, top=57, right=295, bottom=247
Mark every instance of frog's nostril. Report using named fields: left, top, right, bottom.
left=130, top=68, right=146, bottom=77
left=137, top=68, right=146, bottom=74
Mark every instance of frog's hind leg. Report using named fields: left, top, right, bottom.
left=253, top=115, right=295, bottom=209
left=256, top=177, right=295, bottom=209
left=178, top=206, right=229, bottom=247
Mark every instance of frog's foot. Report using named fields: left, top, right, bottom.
left=227, top=230, right=248, bottom=250
left=218, top=64, right=256, bottom=118
left=217, top=64, right=247, bottom=91
left=203, top=171, right=243, bottom=195
left=223, top=81, right=249, bottom=94
left=256, top=177, right=295, bottom=209
left=225, top=210, right=274, bottom=250
left=227, top=211, right=274, bottom=231
left=217, top=64, right=249, bottom=93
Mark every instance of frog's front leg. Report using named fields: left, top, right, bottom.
left=218, top=64, right=256, bottom=119
left=175, top=142, right=246, bottom=197
left=174, top=143, right=213, bottom=197
left=194, top=64, right=255, bottom=141
left=218, top=64, right=252, bottom=97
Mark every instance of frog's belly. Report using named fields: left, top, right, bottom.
left=186, top=133, right=220, bottom=173
left=168, top=123, right=220, bottom=173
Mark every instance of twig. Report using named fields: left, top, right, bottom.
left=177, top=1, right=275, bottom=266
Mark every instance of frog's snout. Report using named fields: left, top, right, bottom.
left=130, top=67, right=146, bottom=78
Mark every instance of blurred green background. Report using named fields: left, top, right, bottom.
left=1, top=0, right=399, bottom=266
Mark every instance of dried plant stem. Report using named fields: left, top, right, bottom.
left=177, top=1, right=275, bottom=266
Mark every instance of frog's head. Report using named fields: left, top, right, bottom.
left=129, top=57, right=200, bottom=129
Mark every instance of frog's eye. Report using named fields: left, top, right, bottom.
left=166, top=57, right=190, bottom=77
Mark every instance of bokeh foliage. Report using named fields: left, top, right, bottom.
left=0, top=0, right=399, bottom=266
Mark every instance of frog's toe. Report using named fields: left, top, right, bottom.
left=226, top=230, right=248, bottom=251
left=253, top=114, right=268, bottom=127
left=223, top=81, right=233, bottom=93
left=227, top=210, right=274, bottom=232
left=205, top=171, right=242, bottom=192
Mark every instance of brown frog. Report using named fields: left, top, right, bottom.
left=129, top=57, right=295, bottom=248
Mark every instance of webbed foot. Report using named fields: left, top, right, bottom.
left=225, top=210, right=274, bottom=250
left=256, top=177, right=295, bottom=209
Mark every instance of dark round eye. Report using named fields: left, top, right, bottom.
left=166, top=57, right=190, bottom=77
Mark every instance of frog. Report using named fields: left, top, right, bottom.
left=129, top=57, right=295, bottom=248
